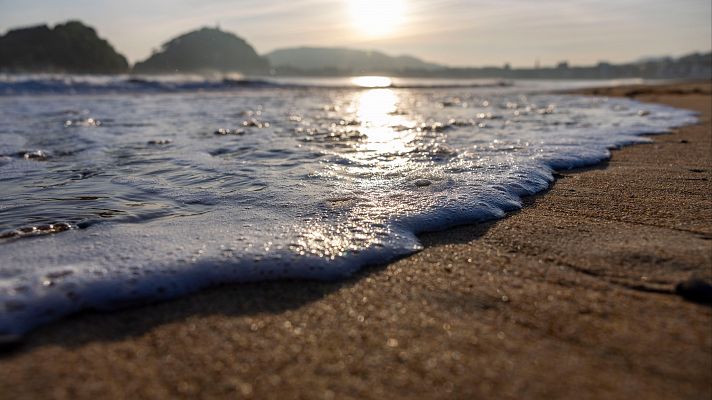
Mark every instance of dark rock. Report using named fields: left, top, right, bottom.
left=675, top=278, right=712, bottom=305
left=241, top=119, right=269, bottom=128
left=414, top=179, right=432, bottom=187
left=20, top=150, right=49, bottom=160
left=147, top=139, right=172, bottom=145
left=214, top=128, right=245, bottom=135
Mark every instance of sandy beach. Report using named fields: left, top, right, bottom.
left=0, top=82, right=710, bottom=399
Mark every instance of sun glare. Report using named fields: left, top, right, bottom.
left=348, top=0, right=406, bottom=37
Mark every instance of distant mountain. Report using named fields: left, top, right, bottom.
left=266, top=47, right=444, bottom=74
left=0, top=21, right=129, bottom=74
left=133, top=27, right=269, bottom=74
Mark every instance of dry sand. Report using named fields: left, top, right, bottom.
left=0, top=82, right=710, bottom=400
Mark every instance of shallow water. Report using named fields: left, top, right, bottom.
left=0, top=76, right=696, bottom=338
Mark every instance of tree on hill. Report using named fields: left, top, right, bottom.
left=0, top=21, right=129, bottom=74
left=132, top=27, right=269, bottom=74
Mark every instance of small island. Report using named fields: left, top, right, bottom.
left=0, top=21, right=129, bottom=74
left=132, top=27, right=269, bottom=75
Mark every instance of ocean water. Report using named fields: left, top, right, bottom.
left=0, top=75, right=697, bottom=339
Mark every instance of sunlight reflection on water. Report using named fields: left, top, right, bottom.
left=355, top=89, right=415, bottom=158
left=356, top=88, right=413, bottom=156
left=351, top=76, right=393, bottom=88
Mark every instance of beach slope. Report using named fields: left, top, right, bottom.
left=0, top=82, right=710, bottom=400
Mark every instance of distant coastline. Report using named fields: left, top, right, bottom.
left=0, top=20, right=710, bottom=79
left=268, top=51, right=710, bottom=80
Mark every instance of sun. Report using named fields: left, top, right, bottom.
left=348, top=0, right=406, bottom=37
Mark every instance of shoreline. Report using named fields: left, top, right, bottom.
left=1, top=82, right=710, bottom=399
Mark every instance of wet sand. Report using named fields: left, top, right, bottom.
left=1, top=82, right=710, bottom=399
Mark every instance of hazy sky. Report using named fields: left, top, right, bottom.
left=1, top=0, right=710, bottom=67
